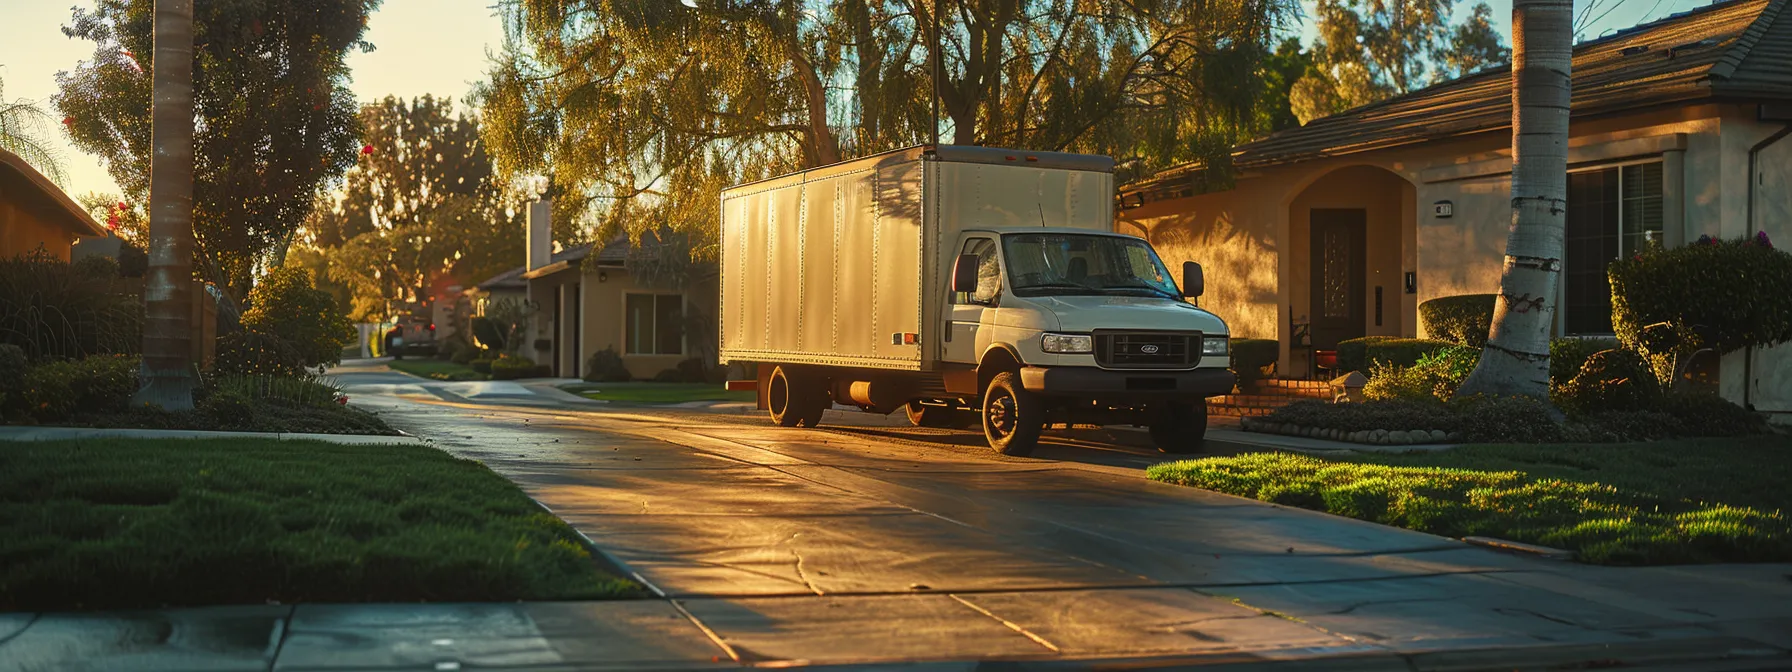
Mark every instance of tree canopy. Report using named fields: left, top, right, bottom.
left=294, top=96, right=523, bottom=322
left=1290, top=0, right=1509, bottom=125
left=0, top=76, right=68, bottom=186
left=478, top=0, right=1300, bottom=253
left=54, top=0, right=380, bottom=303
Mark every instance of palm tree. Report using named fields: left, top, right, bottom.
left=132, top=0, right=198, bottom=411
left=1455, top=0, right=1574, bottom=400
left=0, top=77, right=69, bottom=186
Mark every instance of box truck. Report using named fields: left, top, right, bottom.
left=718, top=145, right=1233, bottom=455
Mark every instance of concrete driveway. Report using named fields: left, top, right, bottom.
left=324, top=364, right=1792, bottom=669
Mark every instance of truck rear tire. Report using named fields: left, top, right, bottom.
left=906, top=401, right=973, bottom=428
left=1148, top=402, right=1208, bottom=454
left=982, top=372, right=1041, bottom=456
left=768, top=365, right=827, bottom=427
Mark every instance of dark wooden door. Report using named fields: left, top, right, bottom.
left=1310, top=209, right=1366, bottom=351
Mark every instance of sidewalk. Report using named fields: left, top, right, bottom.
left=0, top=425, right=422, bottom=445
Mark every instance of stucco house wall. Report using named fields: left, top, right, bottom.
left=1120, top=101, right=1792, bottom=418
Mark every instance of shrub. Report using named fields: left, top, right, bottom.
left=1363, top=362, right=1434, bottom=402
left=1450, top=394, right=1564, bottom=443
left=1229, top=338, right=1279, bottom=389
left=652, top=368, right=684, bottom=383
left=1365, top=339, right=1456, bottom=370
left=1662, top=391, right=1768, bottom=437
left=1550, top=337, right=1618, bottom=390
left=0, top=251, right=140, bottom=359
left=1264, top=398, right=1456, bottom=433
left=1555, top=348, right=1661, bottom=416
left=240, top=268, right=355, bottom=369
left=71, top=254, right=121, bottom=279
left=676, top=357, right=715, bottom=384
left=212, top=331, right=307, bottom=377
left=205, top=374, right=344, bottom=409
left=1336, top=336, right=1399, bottom=374
left=1609, top=234, right=1792, bottom=382
left=14, top=355, right=140, bottom=421
left=470, top=358, right=495, bottom=375
left=451, top=347, right=477, bottom=365
left=0, top=344, right=27, bottom=403
left=489, top=355, right=539, bottom=380
left=1569, top=410, right=1686, bottom=443
left=1368, top=346, right=1482, bottom=402
left=471, top=316, right=508, bottom=352
left=1420, top=294, right=1496, bottom=347
left=582, top=347, right=631, bottom=382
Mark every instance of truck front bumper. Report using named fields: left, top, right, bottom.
left=1019, top=366, right=1235, bottom=399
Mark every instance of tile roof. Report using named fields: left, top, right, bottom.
left=1148, top=0, right=1789, bottom=183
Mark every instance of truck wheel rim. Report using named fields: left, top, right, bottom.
left=988, top=393, right=1017, bottom=437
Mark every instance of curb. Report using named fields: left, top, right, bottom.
left=0, top=426, right=424, bottom=445
left=1462, top=536, right=1575, bottom=560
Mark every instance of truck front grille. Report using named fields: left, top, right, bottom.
left=1094, top=331, right=1198, bottom=369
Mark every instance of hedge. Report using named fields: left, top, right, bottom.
left=1229, top=338, right=1279, bottom=387
left=1419, top=294, right=1496, bottom=347
left=489, top=355, right=540, bottom=380
left=1609, top=233, right=1792, bottom=382
left=1337, top=336, right=1454, bottom=374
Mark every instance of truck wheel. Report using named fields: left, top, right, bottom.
left=982, top=372, right=1041, bottom=456
left=906, top=401, right=971, bottom=428
left=768, top=365, right=827, bottom=427
left=1148, top=402, right=1208, bottom=454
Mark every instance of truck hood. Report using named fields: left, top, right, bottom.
left=1010, top=294, right=1228, bottom=334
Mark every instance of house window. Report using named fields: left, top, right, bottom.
left=625, top=294, right=684, bottom=355
left=1563, top=162, right=1663, bottom=335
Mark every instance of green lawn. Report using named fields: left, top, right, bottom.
left=0, top=439, right=638, bottom=611
left=388, top=358, right=488, bottom=381
left=1147, top=436, right=1792, bottom=565
left=564, top=382, right=753, bottom=404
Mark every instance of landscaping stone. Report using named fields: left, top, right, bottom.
left=1371, top=429, right=1389, bottom=445
left=1430, top=429, right=1449, bottom=443
left=1389, top=430, right=1411, bottom=445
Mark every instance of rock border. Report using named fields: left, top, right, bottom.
left=1239, top=416, right=1460, bottom=446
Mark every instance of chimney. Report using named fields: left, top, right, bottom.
left=527, top=198, right=552, bottom=271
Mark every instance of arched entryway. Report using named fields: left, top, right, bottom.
left=1285, top=165, right=1417, bottom=372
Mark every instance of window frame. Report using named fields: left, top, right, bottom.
left=623, top=292, right=686, bottom=356
left=1562, top=158, right=1665, bottom=336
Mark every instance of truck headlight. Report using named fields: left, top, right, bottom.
left=1202, top=336, right=1229, bottom=357
left=1041, top=333, right=1094, bottom=354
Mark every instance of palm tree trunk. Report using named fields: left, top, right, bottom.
left=133, top=0, right=198, bottom=410
left=1455, top=0, right=1573, bottom=400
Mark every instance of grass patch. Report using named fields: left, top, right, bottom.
left=0, top=439, right=638, bottom=611
left=389, top=359, right=488, bottom=381
left=1146, top=436, right=1792, bottom=565
left=564, top=382, right=752, bottom=404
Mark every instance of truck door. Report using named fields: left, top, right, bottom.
left=944, top=236, right=1000, bottom=364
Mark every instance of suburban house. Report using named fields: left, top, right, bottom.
left=0, top=148, right=108, bottom=259
left=484, top=209, right=714, bottom=380
left=1117, top=0, right=1792, bottom=420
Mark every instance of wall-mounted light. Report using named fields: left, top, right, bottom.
left=597, top=271, right=609, bottom=283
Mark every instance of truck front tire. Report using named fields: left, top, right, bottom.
left=1148, top=402, right=1208, bottom=454
left=982, top=372, right=1041, bottom=456
left=768, top=365, right=827, bottom=427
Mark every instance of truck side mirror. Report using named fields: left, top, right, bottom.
left=953, top=254, right=980, bottom=294
left=1182, top=261, right=1203, bottom=298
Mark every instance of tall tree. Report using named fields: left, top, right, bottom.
left=1433, top=3, right=1510, bottom=81
left=133, top=0, right=198, bottom=410
left=0, top=76, right=68, bottom=185
left=1455, top=0, right=1572, bottom=400
left=478, top=0, right=1295, bottom=248
left=295, top=96, right=523, bottom=322
left=1289, top=0, right=1508, bottom=125
left=56, top=0, right=380, bottom=304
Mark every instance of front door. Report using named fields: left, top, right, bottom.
left=943, top=236, right=1001, bottom=364
left=1310, top=209, right=1366, bottom=351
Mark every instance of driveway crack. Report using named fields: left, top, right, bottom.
left=947, top=594, right=1061, bottom=654
left=787, top=534, right=824, bottom=596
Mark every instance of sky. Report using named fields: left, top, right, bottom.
left=0, top=0, right=1718, bottom=202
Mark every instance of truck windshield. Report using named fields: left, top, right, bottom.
left=1001, top=233, right=1181, bottom=300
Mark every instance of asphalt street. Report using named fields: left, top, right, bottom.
left=315, top=362, right=1792, bottom=669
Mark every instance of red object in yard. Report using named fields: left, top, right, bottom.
left=427, top=323, right=436, bottom=331
left=724, top=380, right=758, bottom=392
left=361, top=145, right=375, bottom=155
left=1315, top=350, right=1338, bottom=369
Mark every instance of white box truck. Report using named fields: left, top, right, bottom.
left=719, top=145, right=1233, bottom=455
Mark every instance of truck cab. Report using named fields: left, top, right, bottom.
left=933, top=228, right=1233, bottom=453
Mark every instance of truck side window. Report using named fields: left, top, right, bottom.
left=958, top=238, right=1000, bottom=305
